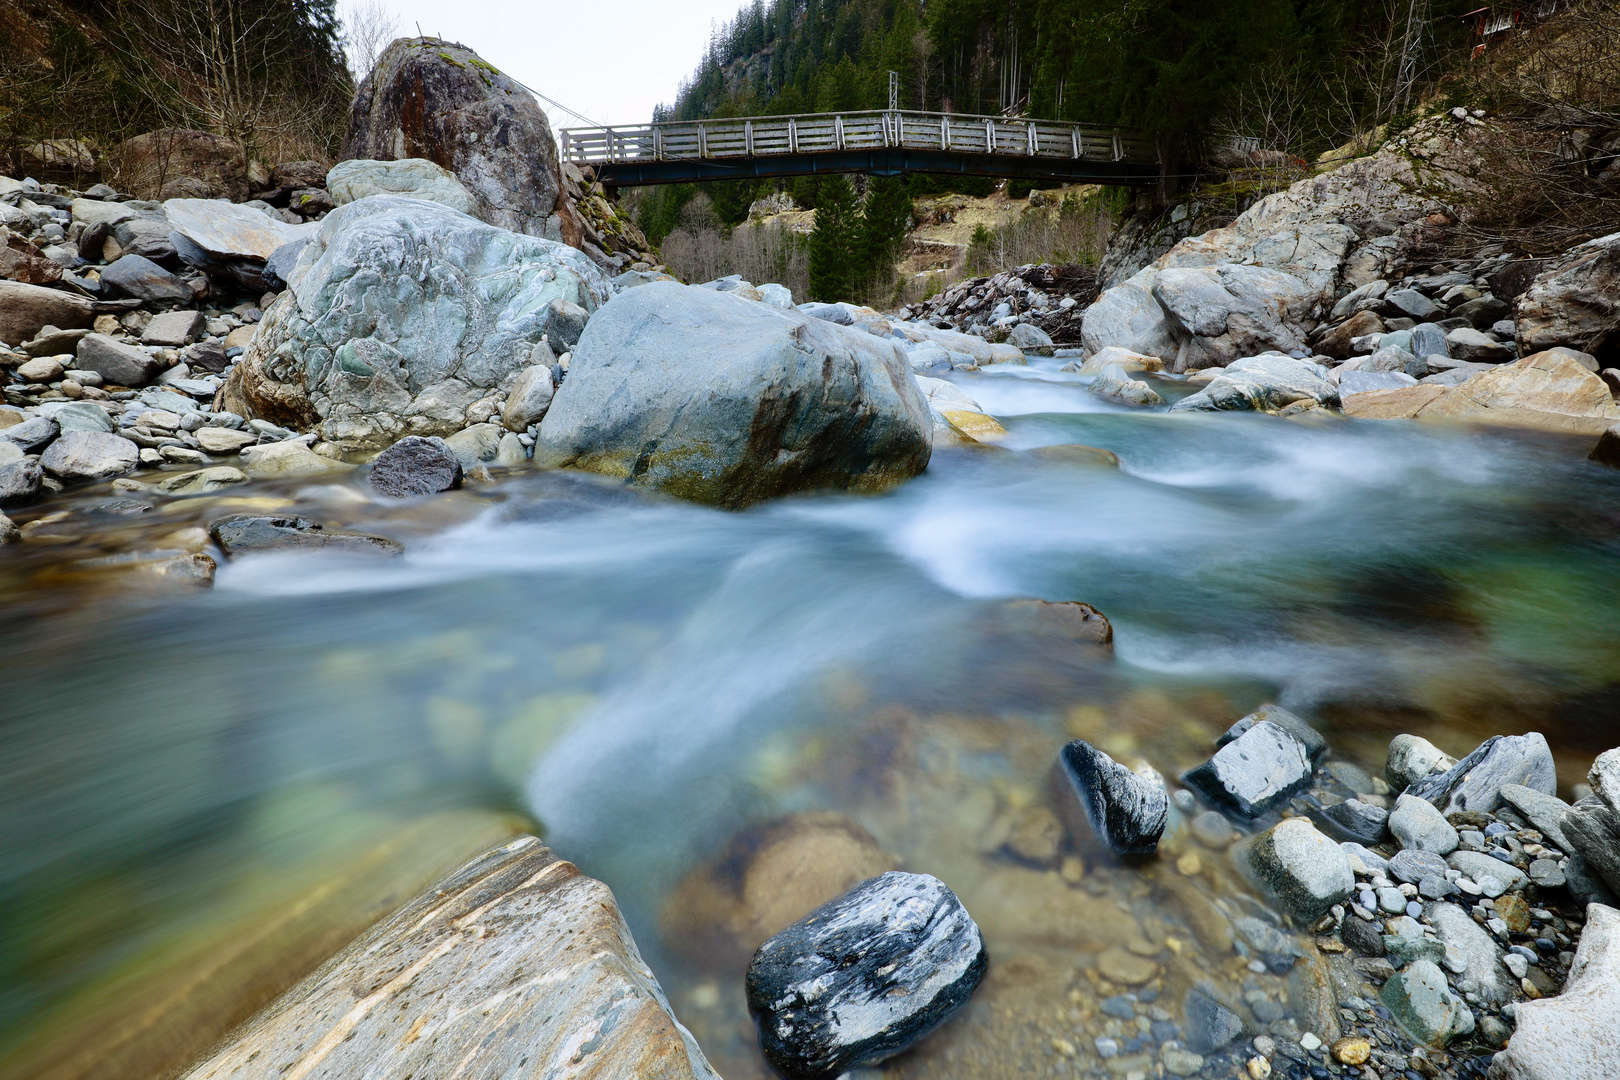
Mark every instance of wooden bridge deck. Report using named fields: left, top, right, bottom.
left=560, top=110, right=1161, bottom=187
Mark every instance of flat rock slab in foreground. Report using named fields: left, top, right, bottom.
left=182, top=835, right=719, bottom=1080
left=746, top=871, right=987, bottom=1079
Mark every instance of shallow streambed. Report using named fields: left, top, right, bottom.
left=3, top=358, right=1619, bottom=1078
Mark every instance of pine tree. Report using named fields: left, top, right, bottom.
left=807, top=175, right=857, bottom=301
left=854, top=176, right=912, bottom=301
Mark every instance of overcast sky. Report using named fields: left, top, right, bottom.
left=341, top=0, right=748, bottom=133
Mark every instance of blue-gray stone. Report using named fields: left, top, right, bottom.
left=1405, top=732, right=1555, bottom=814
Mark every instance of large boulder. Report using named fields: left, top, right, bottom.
left=1515, top=231, right=1620, bottom=364
left=219, top=196, right=606, bottom=446
left=326, top=158, right=479, bottom=215
left=178, top=836, right=720, bottom=1080
left=534, top=281, right=933, bottom=507
left=343, top=38, right=573, bottom=242
left=1152, top=264, right=1319, bottom=369
left=1169, top=354, right=1338, bottom=413
left=1080, top=268, right=1179, bottom=363
left=0, top=280, right=93, bottom=346
left=111, top=128, right=249, bottom=201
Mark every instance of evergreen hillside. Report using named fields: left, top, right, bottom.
left=667, top=0, right=1482, bottom=177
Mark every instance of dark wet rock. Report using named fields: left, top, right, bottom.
left=1340, top=913, right=1386, bottom=957
left=99, top=253, right=192, bottom=305
left=1566, top=854, right=1620, bottom=907
left=0, top=456, right=42, bottom=505
left=1184, top=720, right=1314, bottom=819
left=369, top=436, right=464, bottom=498
left=1250, top=818, right=1355, bottom=923
left=1406, top=732, right=1555, bottom=814
left=745, top=871, right=986, bottom=1079
left=1217, top=703, right=1328, bottom=765
left=209, top=515, right=401, bottom=558
left=1183, top=986, right=1246, bottom=1054
left=1387, top=848, right=1450, bottom=885
left=1562, top=797, right=1620, bottom=896
left=1309, top=798, right=1389, bottom=846
left=1054, top=740, right=1168, bottom=857
left=260, top=238, right=309, bottom=291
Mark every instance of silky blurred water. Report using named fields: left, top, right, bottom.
left=4, top=357, right=1620, bottom=1069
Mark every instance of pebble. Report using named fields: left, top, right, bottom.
left=1095, top=1036, right=1120, bottom=1058
left=1299, top=1031, right=1322, bottom=1051
left=1331, top=1036, right=1372, bottom=1065
left=1161, top=1048, right=1204, bottom=1076
left=1503, top=953, right=1529, bottom=979
left=1247, top=1057, right=1272, bottom=1079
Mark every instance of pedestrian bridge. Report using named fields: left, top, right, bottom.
left=559, top=109, right=1160, bottom=187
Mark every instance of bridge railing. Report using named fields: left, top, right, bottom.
left=559, top=110, right=1158, bottom=168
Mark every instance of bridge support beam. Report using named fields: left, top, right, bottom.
left=590, top=147, right=1159, bottom=188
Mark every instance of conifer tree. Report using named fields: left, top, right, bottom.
left=807, top=174, right=857, bottom=301
left=855, top=176, right=913, bottom=301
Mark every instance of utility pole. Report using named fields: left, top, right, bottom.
left=1394, top=0, right=1430, bottom=114
left=888, top=70, right=899, bottom=112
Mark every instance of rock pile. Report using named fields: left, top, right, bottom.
left=898, top=263, right=1100, bottom=345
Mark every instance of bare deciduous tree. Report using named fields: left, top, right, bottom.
left=341, top=0, right=402, bottom=83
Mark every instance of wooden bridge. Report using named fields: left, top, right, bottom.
left=559, top=109, right=1161, bottom=187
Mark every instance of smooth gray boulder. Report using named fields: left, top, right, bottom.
left=1090, top=363, right=1163, bottom=407
left=76, top=334, right=164, bottom=388
left=0, top=415, right=60, bottom=451
left=500, top=361, right=555, bottom=431
left=326, top=158, right=479, bottom=216
left=1447, top=326, right=1516, bottom=363
left=40, top=401, right=113, bottom=434
left=1563, top=798, right=1620, bottom=895
left=1081, top=269, right=1179, bottom=363
left=535, top=281, right=932, bottom=509
left=1249, top=817, right=1355, bottom=922
left=142, top=309, right=204, bottom=347
left=1389, top=793, right=1459, bottom=854
left=1169, top=354, right=1337, bottom=413
left=41, top=430, right=139, bottom=480
left=1183, top=720, right=1314, bottom=819
left=1488, top=903, right=1620, bottom=1080
left=1382, top=960, right=1474, bottom=1046
left=543, top=297, right=590, bottom=351
left=1008, top=321, right=1054, bottom=350
left=1387, top=734, right=1456, bottom=790
left=1152, top=264, right=1319, bottom=370
left=1407, top=732, right=1556, bottom=814
left=1340, top=369, right=1419, bottom=396
left=221, top=196, right=606, bottom=447
left=1386, top=288, right=1442, bottom=320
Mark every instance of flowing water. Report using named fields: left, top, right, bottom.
left=4, top=357, right=1620, bottom=1077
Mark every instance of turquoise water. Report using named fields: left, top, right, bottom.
left=3, top=358, right=1619, bottom=1074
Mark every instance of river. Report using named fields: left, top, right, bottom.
left=3, top=357, right=1618, bottom=1077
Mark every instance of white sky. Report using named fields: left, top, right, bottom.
left=341, top=0, right=750, bottom=132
